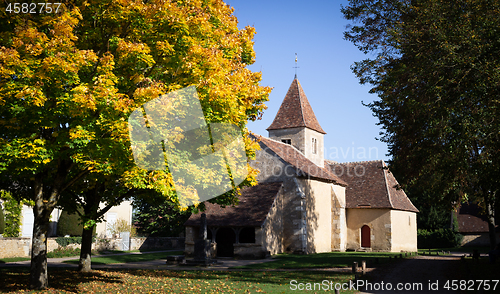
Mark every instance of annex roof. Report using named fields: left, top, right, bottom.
left=184, top=182, right=283, bottom=227
left=267, top=78, right=326, bottom=134
left=256, top=135, right=347, bottom=186
left=325, top=160, right=419, bottom=212
left=456, top=203, right=497, bottom=233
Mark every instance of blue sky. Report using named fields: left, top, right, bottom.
left=225, top=0, right=390, bottom=162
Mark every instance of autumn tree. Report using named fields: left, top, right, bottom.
left=0, top=0, right=270, bottom=289
left=57, top=174, right=138, bottom=272
left=133, top=192, right=192, bottom=237
left=342, top=0, right=500, bottom=248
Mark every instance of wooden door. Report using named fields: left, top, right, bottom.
left=361, top=225, right=371, bottom=248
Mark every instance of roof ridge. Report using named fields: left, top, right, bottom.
left=382, top=167, right=394, bottom=209
left=259, top=135, right=306, bottom=156
left=257, top=135, right=347, bottom=186
left=297, top=79, right=307, bottom=128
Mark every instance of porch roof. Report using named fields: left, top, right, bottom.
left=184, top=182, right=283, bottom=227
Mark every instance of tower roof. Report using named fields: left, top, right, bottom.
left=267, top=78, right=326, bottom=134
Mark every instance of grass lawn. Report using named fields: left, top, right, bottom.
left=234, top=251, right=407, bottom=269
left=0, top=268, right=357, bottom=293
left=418, top=246, right=491, bottom=255
left=63, top=250, right=184, bottom=265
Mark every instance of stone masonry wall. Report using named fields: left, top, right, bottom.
left=0, top=237, right=184, bottom=258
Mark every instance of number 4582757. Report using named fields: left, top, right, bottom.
left=6, top=3, right=61, bottom=14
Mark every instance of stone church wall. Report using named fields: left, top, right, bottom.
left=268, top=127, right=305, bottom=154
left=346, top=208, right=392, bottom=251
left=331, top=185, right=347, bottom=251
left=261, top=186, right=284, bottom=255
left=268, top=128, right=325, bottom=168
left=301, top=178, right=332, bottom=253
left=251, top=142, right=293, bottom=183
left=390, top=210, right=417, bottom=252
left=302, top=128, right=324, bottom=168
left=281, top=177, right=305, bottom=253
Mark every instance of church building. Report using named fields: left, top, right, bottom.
left=185, top=77, right=418, bottom=258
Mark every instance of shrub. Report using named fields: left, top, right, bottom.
left=418, top=228, right=463, bottom=249
left=0, top=191, right=22, bottom=237
left=0, top=202, right=5, bottom=234
left=109, top=218, right=136, bottom=237
left=47, top=247, right=81, bottom=258
left=57, top=209, right=84, bottom=236
left=55, top=236, right=83, bottom=247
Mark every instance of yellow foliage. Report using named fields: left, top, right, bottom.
left=0, top=0, right=271, bottom=209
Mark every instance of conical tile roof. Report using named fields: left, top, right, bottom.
left=267, top=78, right=326, bottom=134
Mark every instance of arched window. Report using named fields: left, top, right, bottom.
left=361, top=225, right=371, bottom=248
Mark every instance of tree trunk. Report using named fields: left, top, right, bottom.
left=30, top=206, right=51, bottom=289
left=78, top=225, right=95, bottom=272
left=486, top=201, right=497, bottom=250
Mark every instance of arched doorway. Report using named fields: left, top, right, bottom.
left=361, top=225, right=371, bottom=248
left=216, top=227, right=235, bottom=257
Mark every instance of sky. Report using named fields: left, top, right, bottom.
left=225, top=0, right=390, bottom=162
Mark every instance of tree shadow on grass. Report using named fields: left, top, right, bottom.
left=0, top=268, right=123, bottom=293
left=236, top=252, right=402, bottom=269
left=123, top=268, right=354, bottom=286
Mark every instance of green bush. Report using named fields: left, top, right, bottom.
left=47, top=247, right=81, bottom=258
left=0, top=191, right=22, bottom=237
left=418, top=228, right=463, bottom=249
left=0, top=203, right=5, bottom=234
left=57, top=209, right=84, bottom=236
left=55, top=236, right=82, bottom=247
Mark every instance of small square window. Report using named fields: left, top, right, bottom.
left=282, top=139, right=291, bottom=145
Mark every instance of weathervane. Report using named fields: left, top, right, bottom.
left=293, top=53, right=299, bottom=78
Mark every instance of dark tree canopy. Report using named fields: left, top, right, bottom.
left=342, top=0, right=500, bottom=247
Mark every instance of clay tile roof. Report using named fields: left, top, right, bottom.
left=457, top=203, right=494, bottom=233
left=325, top=160, right=418, bottom=212
left=256, top=136, right=347, bottom=186
left=267, top=78, right=326, bottom=134
left=184, top=182, right=283, bottom=227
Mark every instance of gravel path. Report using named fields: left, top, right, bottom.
left=359, top=254, right=462, bottom=294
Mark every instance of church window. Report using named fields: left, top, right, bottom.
left=312, top=138, right=317, bottom=154
left=282, top=139, right=291, bottom=145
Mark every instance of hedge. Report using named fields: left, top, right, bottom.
left=418, top=228, right=463, bottom=249
left=57, top=209, right=84, bottom=236
left=0, top=203, right=5, bottom=234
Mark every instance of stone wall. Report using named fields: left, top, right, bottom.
left=234, top=243, right=268, bottom=259
left=0, top=238, right=31, bottom=258
left=0, top=237, right=185, bottom=258
left=461, top=233, right=491, bottom=246
left=261, top=184, right=284, bottom=255
left=346, top=208, right=392, bottom=251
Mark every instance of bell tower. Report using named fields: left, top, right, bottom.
left=267, top=77, right=326, bottom=167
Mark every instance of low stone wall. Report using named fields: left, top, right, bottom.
left=461, top=233, right=490, bottom=246
left=131, top=237, right=184, bottom=251
left=0, top=238, right=31, bottom=259
left=0, top=237, right=185, bottom=258
left=234, top=243, right=268, bottom=259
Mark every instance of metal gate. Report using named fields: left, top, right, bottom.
left=120, top=232, right=130, bottom=251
